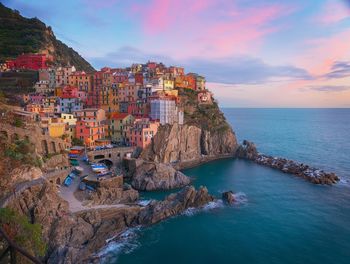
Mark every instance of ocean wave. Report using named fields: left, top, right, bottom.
left=232, top=192, right=248, bottom=205
left=138, top=200, right=152, bottom=206
left=98, top=227, right=141, bottom=263
left=182, top=200, right=224, bottom=216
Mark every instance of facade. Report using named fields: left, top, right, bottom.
left=150, top=97, right=178, bottom=125
left=108, top=113, right=135, bottom=142
left=61, top=113, right=77, bottom=126
left=68, top=71, right=93, bottom=92
left=76, top=119, right=106, bottom=147
left=6, top=53, right=47, bottom=70
left=126, top=118, right=159, bottom=148
left=74, top=108, right=106, bottom=122
left=58, top=96, right=83, bottom=114
left=55, top=66, right=76, bottom=87
left=39, top=68, right=56, bottom=89
left=198, top=90, right=212, bottom=104
left=34, top=80, right=51, bottom=94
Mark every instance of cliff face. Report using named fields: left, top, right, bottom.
left=141, top=89, right=238, bottom=168
left=142, top=123, right=237, bottom=168
left=0, top=3, right=94, bottom=72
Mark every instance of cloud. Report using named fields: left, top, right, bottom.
left=89, top=46, right=175, bottom=68
left=183, top=57, right=312, bottom=84
left=324, top=61, right=350, bottom=79
left=316, top=0, right=349, bottom=24
left=90, top=46, right=312, bottom=85
left=131, top=0, right=295, bottom=58
left=306, top=85, right=350, bottom=92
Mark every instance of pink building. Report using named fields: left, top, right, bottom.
left=76, top=119, right=106, bottom=147
left=126, top=118, right=159, bottom=149
left=29, top=93, right=45, bottom=104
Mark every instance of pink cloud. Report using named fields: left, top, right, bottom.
left=133, top=0, right=294, bottom=58
left=316, top=0, right=349, bottom=24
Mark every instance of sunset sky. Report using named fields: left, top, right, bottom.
left=3, top=0, right=350, bottom=107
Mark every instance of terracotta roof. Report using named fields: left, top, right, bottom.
left=110, top=113, right=130, bottom=120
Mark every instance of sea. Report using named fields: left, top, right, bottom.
left=101, top=108, right=350, bottom=264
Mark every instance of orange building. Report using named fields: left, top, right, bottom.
left=126, top=118, right=159, bottom=149
left=68, top=71, right=93, bottom=92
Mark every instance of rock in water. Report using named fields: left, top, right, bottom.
left=130, top=160, right=191, bottom=191
left=235, top=140, right=259, bottom=160
left=222, top=191, right=235, bottom=205
left=138, top=186, right=215, bottom=225
left=236, top=140, right=340, bottom=185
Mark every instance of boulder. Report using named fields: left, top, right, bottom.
left=138, top=186, right=214, bottom=225
left=131, top=160, right=191, bottom=191
left=222, top=191, right=235, bottom=205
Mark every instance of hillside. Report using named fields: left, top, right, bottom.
left=0, top=3, right=94, bottom=72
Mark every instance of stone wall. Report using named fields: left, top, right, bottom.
left=87, top=147, right=135, bottom=165
left=0, top=123, right=70, bottom=155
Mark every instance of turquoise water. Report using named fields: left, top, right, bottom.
left=104, top=109, right=350, bottom=264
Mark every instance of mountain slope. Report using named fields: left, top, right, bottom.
left=0, top=3, right=94, bottom=72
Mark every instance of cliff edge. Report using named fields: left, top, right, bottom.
left=141, top=88, right=238, bottom=168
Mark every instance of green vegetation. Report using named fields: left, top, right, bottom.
left=4, top=138, right=42, bottom=167
left=13, top=117, right=24, bottom=128
left=0, top=3, right=94, bottom=72
left=178, top=88, right=230, bottom=133
left=72, top=137, right=84, bottom=146
left=0, top=208, right=47, bottom=257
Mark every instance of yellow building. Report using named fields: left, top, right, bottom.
left=48, top=118, right=66, bottom=138
left=163, top=78, right=174, bottom=90
left=61, top=113, right=77, bottom=126
left=68, top=71, right=93, bottom=92
left=109, top=113, right=135, bottom=142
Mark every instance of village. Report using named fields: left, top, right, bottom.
left=0, top=53, right=214, bottom=194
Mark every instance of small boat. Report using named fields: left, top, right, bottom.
left=79, top=182, right=86, bottom=190
left=74, top=166, right=84, bottom=173
left=70, top=160, right=79, bottom=166
left=86, top=185, right=95, bottom=191
left=64, top=176, right=73, bottom=186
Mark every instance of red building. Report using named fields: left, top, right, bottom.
left=6, top=53, right=47, bottom=70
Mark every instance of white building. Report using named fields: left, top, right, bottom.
left=58, top=97, right=82, bottom=114
left=150, top=98, right=183, bottom=125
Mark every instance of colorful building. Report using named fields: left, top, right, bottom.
left=126, top=118, right=159, bottom=148
left=150, top=96, right=183, bottom=125
left=68, top=71, right=93, bottom=92
left=55, top=66, right=76, bottom=87
left=76, top=119, right=106, bottom=146
left=108, top=113, right=135, bottom=142
left=6, top=53, right=47, bottom=70
left=58, top=96, right=82, bottom=114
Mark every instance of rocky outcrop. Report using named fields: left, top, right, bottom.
left=129, top=160, right=191, bottom=191
left=6, top=181, right=216, bottom=263
left=138, top=186, right=215, bottom=225
left=236, top=140, right=340, bottom=185
left=142, top=123, right=238, bottom=169
left=87, top=176, right=139, bottom=205
left=222, top=191, right=235, bottom=205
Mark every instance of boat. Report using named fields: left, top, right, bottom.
left=70, top=160, right=79, bottom=166
left=74, top=166, right=84, bottom=173
left=86, top=185, right=95, bottom=191
left=79, top=182, right=86, bottom=190
left=64, top=176, right=73, bottom=186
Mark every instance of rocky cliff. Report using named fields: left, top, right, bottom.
left=142, top=89, right=238, bottom=168
left=6, top=181, right=216, bottom=263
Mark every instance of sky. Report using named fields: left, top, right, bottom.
left=2, top=0, right=350, bottom=107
